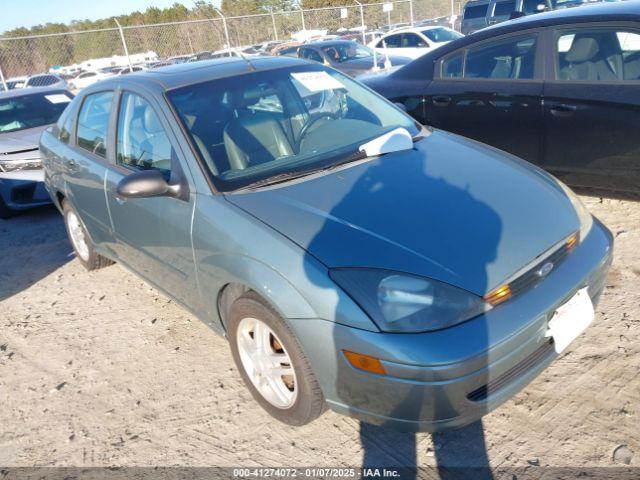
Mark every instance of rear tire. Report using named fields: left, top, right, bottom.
left=227, top=291, right=325, bottom=426
left=62, top=200, right=113, bottom=271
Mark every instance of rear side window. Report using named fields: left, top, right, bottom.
left=378, top=34, right=402, bottom=48
left=300, top=48, right=323, bottom=63
left=116, top=92, right=172, bottom=174
left=442, top=53, right=464, bottom=78
left=493, top=0, right=517, bottom=16
left=555, top=28, right=640, bottom=81
left=466, top=35, right=537, bottom=79
left=76, top=91, right=113, bottom=158
left=464, top=4, right=489, bottom=19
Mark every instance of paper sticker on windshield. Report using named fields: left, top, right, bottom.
left=45, top=94, right=72, bottom=104
left=291, top=71, right=344, bottom=93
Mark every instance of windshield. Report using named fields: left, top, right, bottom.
left=421, top=28, right=463, bottom=43
left=0, top=90, right=72, bottom=133
left=167, top=64, right=418, bottom=192
left=321, top=43, right=373, bottom=63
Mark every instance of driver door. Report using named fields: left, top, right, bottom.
left=104, top=90, right=200, bottom=309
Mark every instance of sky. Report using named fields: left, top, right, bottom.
left=0, top=0, right=220, bottom=33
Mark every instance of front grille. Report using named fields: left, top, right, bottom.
left=467, top=340, right=555, bottom=402
left=508, top=240, right=575, bottom=298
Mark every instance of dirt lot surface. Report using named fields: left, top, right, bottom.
left=0, top=193, right=638, bottom=472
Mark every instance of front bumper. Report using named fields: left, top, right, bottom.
left=289, top=218, right=613, bottom=431
left=0, top=170, right=51, bottom=211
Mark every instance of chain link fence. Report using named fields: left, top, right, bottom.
left=0, top=0, right=461, bottom=83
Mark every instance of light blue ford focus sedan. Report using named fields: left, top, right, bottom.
left=40, top=56, right=613, bottom=431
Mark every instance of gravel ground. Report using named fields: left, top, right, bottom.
left=0, top=193, right=638, bottom=473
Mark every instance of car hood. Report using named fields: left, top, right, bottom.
left=0, top=125, right=47, bottom=157
left=227, top=130, right=580, bottom=295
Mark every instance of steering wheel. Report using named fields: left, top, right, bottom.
left=296, top=112, right=340, bottom=152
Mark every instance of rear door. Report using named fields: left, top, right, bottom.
left=64, top=90, right=115, bottom=245
left=104, top=89, right=200, bottom=307
left=425, top=31, right=545, bottom=164
left=542, top=23, right=640, bottom=192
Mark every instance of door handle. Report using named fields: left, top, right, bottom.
left=64, top=159, right=80, bottom=172
left=432, top=95, right=451, bottom=107
left=549, top=104, right=577, bottom=117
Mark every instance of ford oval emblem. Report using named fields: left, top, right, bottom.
left=536, top=262, right=554, bottom=278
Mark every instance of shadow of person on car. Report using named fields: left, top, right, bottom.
left=303, top=142, right=501, bottom=479
left=0, top=205, right=72, bottom=302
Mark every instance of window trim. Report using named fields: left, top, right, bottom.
left=73, top=89, right=116, bottom=162
left=547, top=22, right=640, bottom=85
left=436, top=30, right=543, bottom=82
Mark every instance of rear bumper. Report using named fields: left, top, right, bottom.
left=289, top=218, right=613, bottom=431
left=0, top=170, right=51, bottom=211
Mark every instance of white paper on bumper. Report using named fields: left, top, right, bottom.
left=545, top=287, right=594, bottom=354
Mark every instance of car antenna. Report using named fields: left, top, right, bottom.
left=233, top=47, right=257, bottom=72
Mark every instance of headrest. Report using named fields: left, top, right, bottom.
left=143, top=106, right=163, bottom=134
left=231, top=85, right=278, bottom=109
left=565, top=37, right=599, bottom=63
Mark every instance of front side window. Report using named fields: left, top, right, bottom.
left=493, top=0, right=517, bottom=16
left=116, top=92, right=172, bottom=174
left=76, top=91, right=113, bottom=158
left=465, top=35, right=537, bottom=79
left=0, top=90, right=72, bottom=134
left=167, top=65, right=419, bottom=192
left=556, top=28, right=640, bottom=81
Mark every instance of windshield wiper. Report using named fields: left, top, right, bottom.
left=236, top=150, right=368, bottom=192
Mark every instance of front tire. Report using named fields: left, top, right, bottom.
left=228, top=291, right=325, bottom=426
left=62, top=200, right=113, bottom=271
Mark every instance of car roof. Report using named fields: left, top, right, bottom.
left=386, top=25, right=447, bottom=35
left=0, top=86, right=70, bottom=100
left=396, top=0, right=640, bottom=78
left=84, top=55, right=311, bottom=92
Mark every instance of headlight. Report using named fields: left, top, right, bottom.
left=330, top=269, right=491, bottom=333
left=0, top=158, right=42, bottom=172
left=555, top=180, right=593, bottom=241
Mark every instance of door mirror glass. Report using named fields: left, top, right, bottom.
left=116, top=169, right=180, bottom=199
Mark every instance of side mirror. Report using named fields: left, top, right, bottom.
left=116, top=169, right=182, bottom=200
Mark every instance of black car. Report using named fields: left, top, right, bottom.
left=283, top=40, right=411, bottom=77
left=363, top=1, right=640, bottom=194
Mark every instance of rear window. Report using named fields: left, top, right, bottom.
left=0, top=90, right=72, bottom=133
left=493, top=0, right=517, bottom=16
left=421, top=28, right=464, bottom=43
left=464, top=4, right=489, bottom=19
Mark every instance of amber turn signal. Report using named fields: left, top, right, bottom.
left=484, top=284, right=512, bottom=306
left=343, top=350, right=386, bottom=375
left=566, top=232, right=579, bottom=250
